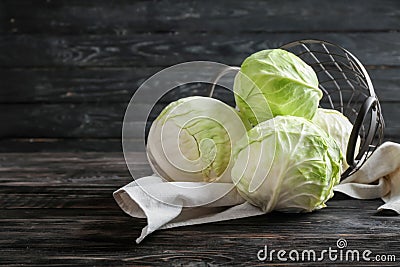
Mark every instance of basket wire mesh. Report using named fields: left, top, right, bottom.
left=281, top=40, right=384, bottom=178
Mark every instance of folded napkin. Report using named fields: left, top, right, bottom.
left=114, top=141, right=400, bottom=243
left=113, top=176, right=263, bottom=243
left=334, top=141, right=400, bottom=213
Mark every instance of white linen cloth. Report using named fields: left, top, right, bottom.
left=334, top=142, right=400, bottom=213
left=113, top=176, right=263, bottom=243
left=114, top=142, right=400, bottom=243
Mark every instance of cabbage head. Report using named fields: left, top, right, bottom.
left=234, top=49, right=322, bottom=126
left=147, top=96, right=249, bottom=183
left=312, top=108, right=359, bottom=170
left=231, top=115, right=342, bottom=213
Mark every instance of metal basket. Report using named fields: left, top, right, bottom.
left=210, top=39, right=384, bottom=179
left=281, top=40, right=384, bottom=178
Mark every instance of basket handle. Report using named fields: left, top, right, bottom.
left=208, top=66, right=240, bottom=97
left=346, top=96, right=378, bottom=168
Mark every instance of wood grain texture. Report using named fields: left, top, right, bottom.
left=0, top=204, right=399, bottom=266
left=1, top=32, right=399, bottom=67
left=0, top=152, right=140, bottom=209
left=1, top=67, right=399, bottom=103
left=0, top=102, right=398, bottom=138
left=1, top=0, right=399, bottom=34
left=0, top=152, right=147, bottom=209
left=0, top=152, right=400, bottom=266
left=0, top=138, right=125, bottom=152
left=0, top=103, right=157, bottom=138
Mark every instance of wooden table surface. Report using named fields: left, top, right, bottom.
left=1, top=152, right=399, bottom=266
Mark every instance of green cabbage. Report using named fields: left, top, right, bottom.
left=147, top=96, right=249, bottom=183
left=231, top=115, right=342, bottom=213
left=234, top=49, right=322, bottom=126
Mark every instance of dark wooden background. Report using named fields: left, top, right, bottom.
left=0, top=0, right=399, bottom=152
left=1, top=1, right=400, bottom=266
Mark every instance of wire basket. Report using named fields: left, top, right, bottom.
left=280, top=40, right=384, bottom=178
left=209, top=39, right=384, bottom=179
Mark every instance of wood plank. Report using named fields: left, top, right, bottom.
left=0, top=152, right=138, bottom=176
left=0, top=200, right=399, bottom=265
left=1, top=0, right=399, bottom=34
left=0, top=67, right=161, bottom=103
left=1, top=33, right=399, bottom=67
left=0, top=103, right=128, bottom=138
left=371, top=68, right=400, bottom=102
left=0, top=138, right=125, bottom=152
left=1, top=67, right=398, bottom=103
left=381, top=103, right=400, bottom=138
left=0, top=152, right=148, bottom=209
left=0, top=102, right=398, bottom=138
